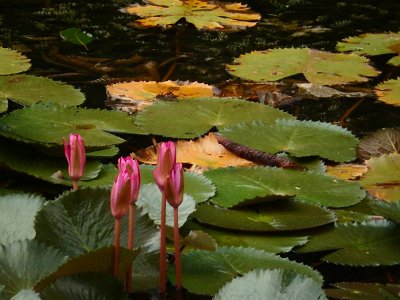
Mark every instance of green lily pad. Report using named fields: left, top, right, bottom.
left=137, top=183, right=196, bottom=228
left=227, top=48, right=379, bottom=85
left=360, top=153, right=400, bottom=201
left=0, top=193, right=44, bottom=245
left=205, top=166, right=365, bottom=208
left=140, top=164, right=215, bottom=203
left=214, top=269, right=327, bottom=300
left=134, top=97, right=294, bottom=138
left=375, top=78, right=400, bottom=106
left=0, top=240, right=68, bottom=299
left=60, top=28, right=93, bottom=49
left=0, top=47, right=31, bottom=75
left=86, top=146, right=119, bottom=158
left=219, top=119, right=358, bottom=162
left=368, top=198, right=400, bottom=224
left=168, top=246, right=322, bottom=295
left=41, top=273, right=128, bottom=300
left=10, top=289, right=41, bottom=300
left=357, top=128, right=400, bottom=160
left=183, top=220, right=308, bottom=254
left=332, top=198, right=378, bottom=223
left=296, top=219, right=400, bottom=266
left=193, top=201, right=335, bottom=231
left=0, top=100, right=7, bottom=113
left=326, top=282, right=400, bottom=300
left=0, top=75, right=85, bottom=106
left=0, top=103, right=144, bottom=146
left=182, top=229, right=218, bottom=251
left=123, top=0, right=260, bottom=31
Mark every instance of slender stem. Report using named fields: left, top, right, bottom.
left=113, top=218, right=121, bottom=278
left=72, top=180, right=79, bottom=191
left=159, top=193, right=167, bottom=293
left=338, top=98, right=365, bottom=125
left=173, top=207, right=182, bottom=290
left=126, top=205, right=135, bottom=293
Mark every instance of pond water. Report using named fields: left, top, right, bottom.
left=1, top=0, right=400, bottom=137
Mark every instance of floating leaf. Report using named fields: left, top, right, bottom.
left=360, top=153, right=400, bottom=201
left=205, top=167, right=365, bottom=208
left=227, top=48, right=379, bottom=85
left=326, top=164, right=368, bottom=181
left=123, top=0, right=260, bottom=31
left=296, top=220, right=400, bottom=266
left=79, top=163, right=118, bottom=187
left=357, top=128, right=400, bottom=160
left=107, top=80, right=215, bottom=113
left=183, top=220, right=308, bottom=254
left=332, top=199, right=378, bottom=223
left=86, top=146, right=119, bottom=158
left=135, top=97, right=294, bottom=138
left=0, top=193, right=44, bottom=245
left=194, top=201, right=335, bottom=231
left=41, top=273, right=127, bottom=300
left=182, top=230, right=218, bottom=251
left=0, top=75, right=85, bottom=106
left=10, top=289, right=41, bottom=300
left=0, top=240, right=68, bottom=299
left=214, top=269, right=327, bottom=300
left=169, top=246, right=322, bottom=295
left=368, top=198, right=400, bottom=224
left=140, top=165, right=215, bottom=203
left=0, top=100, right=7, bottom=113
left=326, top=282, right=400, bottom=300
left=0, top=47, right=31, bottom=75
left=0, top=103, right=144, bottom=146
left=137, top=183, right=196, bottom=227
left=60, top=28, right=93, bottom=49
left=134, top=133, right=253, bottom=168
left=219, top=119, right=358, bottom=162
left=375, top=78, right=400, bottom=106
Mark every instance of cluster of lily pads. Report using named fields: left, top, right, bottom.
left=1, top=1, right=400, bottom=299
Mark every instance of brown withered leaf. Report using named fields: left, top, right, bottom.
left=357, top=128, right=400, bottom=160
left=326, top=163, right=368, bottom=181
left=133, top=133, right=253, bottom=168
left=106, top=80, right=215, bottom=113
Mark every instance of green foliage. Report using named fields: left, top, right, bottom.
left=0, top=75, right=85, bottom=106
left=60, top=28, right=93, bottom=49
left=0, top=193, right=44, bottom=245
left=10, top=289, right=41, bottom=300
left=375, top=78, right=400, bottom=106
left=326, top=282, right=400, bottom=300
left=227, top=48, right=379, bottom=85
left=219, top=119, right=358, bottom=162
left=0, top=100, right=7, bottom=114
left=169, top=246, right=323, bottom=295
left=134, top=98, right=294, bottom=138
left=0, top=48, right=31, bottom=76
left=368, top=199, right=400, bottom=224
left=296, top=220, right=400, bottom=266
left=205, top=167, right=365, bottom=208
left=214, top=269, right=327, bottom=300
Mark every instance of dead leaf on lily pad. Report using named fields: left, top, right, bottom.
left=357, top=128, right=400, bottom=160
left=106, top=80, right=215, bottom=113
left=133, top=133, right=252, bottom=168
left=123, top=0, right=261, bottom=31
left=360, top=153, right=400, bottom=201
left=375, top=78, right=400, bottom=106
left=326, top=164, right=368, bottom=181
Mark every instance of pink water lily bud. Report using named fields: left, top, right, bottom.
left=110, top=170, right=131, bottom=220
left=118, top=156, right=141, bottom=204
left=63, top=133, right=86, bottom=181
left=165, top=163, right=184, bottom=208
left=153, top=141, right=176, bottom=191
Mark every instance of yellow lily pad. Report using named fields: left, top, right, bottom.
left=375, top=78, right=400, bottom=106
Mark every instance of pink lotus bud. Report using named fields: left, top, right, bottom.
left=153, top=141, right=176, bottom=191
left=165, top=163, right=184, bottom=208
left=110, top=170, right=131, bottom=220
left=63, top=133, right=86, bottom=181
left=118, top=156, right=141, bottom=204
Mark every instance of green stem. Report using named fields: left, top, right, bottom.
left=173, top=207, right=182, bottom=290
left=72, top=180, right=79, bottom=191
left=159, top=193, right=167, bottom=293
left=126, top=205, right=135, bottom=293
left=113, top=218, right=121, bottom=278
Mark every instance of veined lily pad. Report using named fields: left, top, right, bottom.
left=357, top=128, right=400, bottom=160
left=296, top=219, right=400, bottom=266
left=11, top=289, right=41, bottom=300
left=0, top=103, right=144, bottom=146
left=214, top=269, right=327, bottom=300
left=168, top=246, right=323, bottom=295
left=326, top=282, right=400, bottom=300
left=134, top=97, right=294, bottom=138
left=205, top=166, right=365, bottom=208
left=368, top=198, right=400, bottom=224
left=0, top=75, right=85, bottom=106
left=0, top=47, right=31, bottom=75
left=375, top=78, right=400, bottom=106
left=360, top=153, right=400, bottom=201
left=60, top=28, right=93, bottom=49
left=219, top=119, right=358, bottom=162
left=227, top=48, right=379, bottom=85
left=123, top=0, right=260, bottom=31
left=193, top=201, right=335, bottom=231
